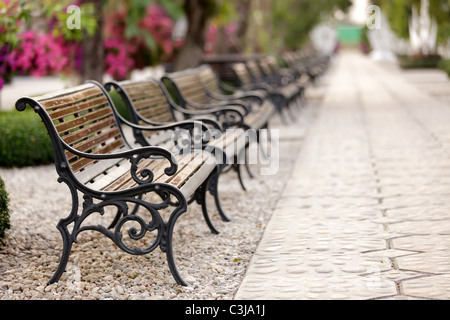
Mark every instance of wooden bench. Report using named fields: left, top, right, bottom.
left=104, top=78, right=246, bottom=223
left=160, top=67, right=276, bottom=186
left=161, top=67, right=275, bottom=136
left=15, top=81, right=225, bottom=286
left=282, top=51, right=330, bottom=85
left=195, top=64, right=266, bottom=112
left=260, top=55, right=310, bottom=100
left=230, top=58, right=304, bottom=123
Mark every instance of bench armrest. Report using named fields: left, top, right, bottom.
left=205, top=90, right=264, bottom=107
left=62, top=142, right=179, bottom=185
left=118, top=116, right=223, bottom=150
left=164, top=100, right=246, bottom=130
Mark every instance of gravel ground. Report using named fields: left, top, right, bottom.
left=0, top=96, right=320, bottom=300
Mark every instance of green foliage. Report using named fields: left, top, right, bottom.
left=399, top=54, right=442, bottom=69
left=0, top=110, right=54, bottom=168
left=438, top=59, right=450, bottom=77
left=0, top=0, right=32, bottom=46
left=108, top=89, right=131, bottom=122
left=158, top=0, right=184, bottom=20
left=373, top=0, right=450, bottom=45
left=44, top=1, right=99, bottom=42
left=272, top=0, right=352, bottom=49
left=0, top=175, right=11, bottom=242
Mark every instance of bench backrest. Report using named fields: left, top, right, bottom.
left=161, top=68, right=212, bottom=108
left=257, top=57, right=277, bottom=78
left=196, top=65, right=225, bottom=97
left=230, top=63, right=253, bottom=88
left=245, top=60, right=265, bottom=83
left=109, top=79, right=175, bottom=125
left=16, top=82, right=129, bottom=180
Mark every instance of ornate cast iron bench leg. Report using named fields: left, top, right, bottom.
left=48, top=179, right=189, bottom=286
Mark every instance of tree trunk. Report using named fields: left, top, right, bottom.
left=80, top=0, right=104, bottom=83
left=174, top=0, right=212, bottom=71
left=211, top=0, right=252, bottom=55
left=232, top=0, right=252, bottom=54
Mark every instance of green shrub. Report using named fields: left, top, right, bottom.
left=0, top=91, right=137, bottom=168
left=399, top=54, right=442, bottom=69
left=0, top=109, right=54, bottom=168
left=108, top=89, right=131, bottom=122
left=0, top=175, right=10, bottom=242
left=438, top=59, right=450, bottom=77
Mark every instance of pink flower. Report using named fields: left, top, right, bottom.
left=104, top=37, right=136, bottom=80
left=8, top=30, right=69, bottom=77
left=139, top=5, right=177, bottom=56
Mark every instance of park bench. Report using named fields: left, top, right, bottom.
left=229, top=60, right=296, bottom=123
left=261, top=55, right=310, bottom=99
left=160, top=67, right=276, bottom=186
left=15, top=81, right=226, bottom=286
left=247, top=58, right=304, bottom=116
left=104, top=78, right=247, bottom=223
left=195, top=64, right=266, bottom=109
left=202, top=54, right=265, bottom=85
left=161, top=66, right=275, bottom=135
left=282, top=51, right=330, bottom=84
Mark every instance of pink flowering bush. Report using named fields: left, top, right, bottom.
left=2, top=2, right=184, bottom=85
left=0, top=46, right=9, bottom=90
left=104, top=37, right=137, bottom=80
left=8, top=31, right=70, bottom=77
left=103, top=5, right=183, bottom=80
left=140, top=5, right=182, bottom=58
left=0, top=0, right=30, bottom=89
left=103, top=10, right=137, bottom=80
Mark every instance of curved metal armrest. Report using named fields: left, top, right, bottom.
left=118, top=114, right=221, bottom=133
left=62, top=142, right=179, bottom=186
left=216, top=80, right=241, bottom=94
left=184, top=98, right=250, bottom=116
left=169, top=101, right=245, bottom=120
left=206, top=90, right=264, bottom=106
left=118, top=115, right=224, bottom=150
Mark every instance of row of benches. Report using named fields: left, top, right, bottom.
left=15, top=51, right=329, bottom=286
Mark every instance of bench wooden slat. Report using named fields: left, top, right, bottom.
left=232, top=63, right=253, bottom=87
left=118, top=82, right=174, bottom=123
left=64, top=127, right=122, bottom=161
left=101, top=153, right=206, bottom=195
left=62, top=117, right=117, bottom=145
left=39, top=87, right=104, bottom=110
left=55, top=106, right=113, bottom=133
left=197, top=68, right=222, bottom=95
left=68, top=138, right=126, bottom=173
left=102, top=157, right=160, bottom=192
left=46, top=96, right=109, bottom=120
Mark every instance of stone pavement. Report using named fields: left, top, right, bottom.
left=235, top=50, right=450, bottom=300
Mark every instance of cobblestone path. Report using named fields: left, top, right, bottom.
left=235, top=50, right=450, bottom=300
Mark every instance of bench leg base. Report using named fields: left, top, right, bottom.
left=207, top=166, right=232, bottom=222
left=47, top=182, right=190, bottom=286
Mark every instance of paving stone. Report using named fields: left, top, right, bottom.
left=402, top=274, right=450, bottom=299
left=235, top=50, right=450, bottom=300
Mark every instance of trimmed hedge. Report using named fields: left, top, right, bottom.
left=0, top=90, right=133, bottom=168
left=399, top=54, right=442, bottom=69
left=0, top=175, right=10, bottom=242
left=0, top=109, right=54, bottom=168
left=438, top=59, right=450, bottom=77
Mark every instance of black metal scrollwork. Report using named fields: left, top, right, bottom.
left=129, top=149, right=177, bottom=185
